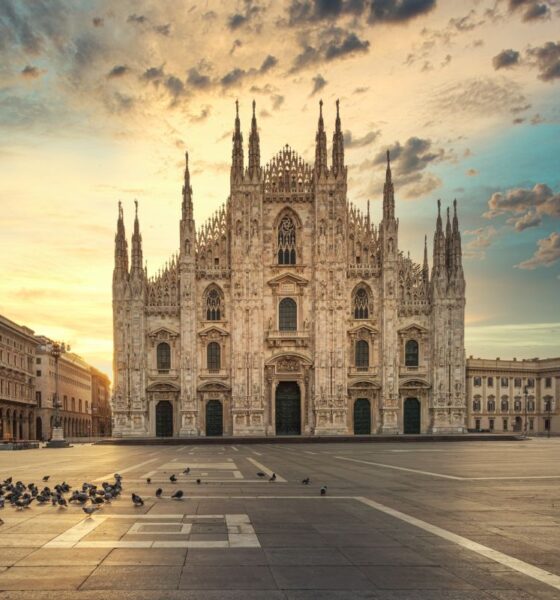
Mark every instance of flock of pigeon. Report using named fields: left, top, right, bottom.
left=0, top=465, right=328, bottom=526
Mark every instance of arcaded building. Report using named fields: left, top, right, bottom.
left=111, top=102, right=467, bottom=438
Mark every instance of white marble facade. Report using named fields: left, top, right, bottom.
left=111, top=101, right=467, bottom=437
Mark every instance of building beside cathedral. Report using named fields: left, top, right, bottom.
left=111, top=101, right=467, bottom=438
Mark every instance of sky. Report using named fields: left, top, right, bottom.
left=0, top=0, right=559, bottom=380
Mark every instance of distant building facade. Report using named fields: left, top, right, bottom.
left=91, top=367, right=112, bottom=436
left=111, top=102, right=467, bottom=438
left=35, top=336, right=93, bottom=440
left=0, top=314, right=37, bottom=440
left=466, top=357, right=559, bottom=434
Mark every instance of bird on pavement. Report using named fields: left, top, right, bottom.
left=320, top=486, right=327, bottom=496
left=155, top=488, right=163, bottom=498
left=171, top=490, right=183, bottom=500
left=183, top=468, right=190, bottom=475
left=42, top=476, right=50, bottom=482
left=57, top=496, right=68, bottom=507
left=302, top=477, right=310, bottom=485
left=146, top=477, right=151, bottom=484
left=196, top=479, right=201, bottom=485
left=256, top=472, right=266, bottom=478
left=269, top=473, right=276, bottom=482
left=0, top=518, right=3, bottom=526
left=132, top=493, right=144, bottom=507
left=169, top=474, right=177, bottom=483
left=82, top=506, right=99, bottom=517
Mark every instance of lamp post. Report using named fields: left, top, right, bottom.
left=43, top=340, right=71, bottom=448
left=523, top=384, right=529, bottom=438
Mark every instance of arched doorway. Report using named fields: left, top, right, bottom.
left=275, top=381, right=301, bottom=435
left=206, top=400, right=223, bottom=436
left=353, top=398, right=371, bottom=434
left=36, top=417, right=43, bottom=441
left=156, top=401, right=173, bottom=437
left=403, top=398, right=421, bottom=434
left=514, top=416, right=522, bottom=432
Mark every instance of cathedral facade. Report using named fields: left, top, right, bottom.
left=111, top=101, right=467, bottom=438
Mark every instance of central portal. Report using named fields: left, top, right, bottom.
left=275, top=381, right=301, bottom=436
left=155, top=400, right=173, bottom=437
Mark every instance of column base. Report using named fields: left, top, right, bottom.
left=46, top=427, right=70, bottom=448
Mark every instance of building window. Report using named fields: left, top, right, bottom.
left=475, top=418, right=481, bottom=431
left=473, top=377, right=482, bottom=387
left=206, top=287, right=222, bottom=321
left=353, top=288, right=370, bottom=319
left=405, top=340, right=419, bottom=367
left=514, top=398, right=522, bottom=412
left=544, top=397, right=552, bottom=412
left=503, top=418, right=508, bottom=431
left=355, top=340, right=369, bottom=370
left=527, top=398, right=535, bottom=412
left=279, top=298, right=297, bottom=331
left=529, top=418, right=534, bottom=431
left=545, top=418, right=551, bottom=431
left=277, top=215, right=296, bottom=265
left=473, top=397, right=481, bottom=412
left=36, top=370, right=41, bottom=376
left=487, top=397, right=496, bottom=412
left=500, top=377, right=508, bottom=387
left=487, top=377, right=494, bottom=387
left=527, top=378, right=535, bottom=388
left=157, top=342, right=171, bottom=371
left=545, top=377, right=552, bottom=388
left=514, top=377, right=522, bottom=387
left=36, top=357, right=41, bottom=364
left=207, top=342, right=221, bottom=371
left=489, top=418, right=494, bottom=431
left=501, top=397, right=509, bottom=412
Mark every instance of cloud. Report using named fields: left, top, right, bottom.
left=271, top=94, right=284, bottom=110
left=344, top=129, right=380, bottom=148
left=260, top=54, right=278, bottom=73
left=21, top=65, right=42, bottom=79
left=373, top=136, right=446, bottom=175
left=127, top=13, right=148, bottom=25
left=165, top=75, right=185, bottom=99
left=220, top=55, right=279, bottom=88
left=189, top=105, right=212, bottom=122
left=526, top=41, right=560, bottom=82
left=153, top=23, right=171, bottom=36
left=485, top=183, right=560, bottom=232
left=107, top=65, right=129, bottom=79
left=368, top=0, right=436, bottom=23
left=517, top=232, right=560, bottom=269
left=229, top=39, right=242, bottom=55
left=463, top=226, right=498, bottom=259
left=291, top=29, right=370, bottom=72
left=227, top=1, right=263, bottom=30
left=507, top=0, right=551, bottom=21
left=92, top=17, right=103, bottom=27
left=492, top=49, right=520, bottom=70
left=187, top=67, right=211, bottom=89
left=353, top=86, right=369, bottom=93
left=466, top=168, right=478, bottom=176
left=127, top=13, right=171, bottom=36
left=310, top=74, right=327, bottom=95
left=142, top=66, right=165, bottom=83
left=220, top=68, right=247, bottom=88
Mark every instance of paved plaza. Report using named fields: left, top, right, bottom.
left=1, top=439, right=560, bottom=599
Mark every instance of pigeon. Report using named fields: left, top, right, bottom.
left=114, top=474, right=122, bottom=481
left=183, top=468, right=190, bottom=475
left=132, top=493, right=144, bottom=507
left=57, top=496, right=68, bottom=507
left=256, top=472, right=266, bottom=478
left=301, top=478, right=310, bottom=485
left=0, top=518, right=3, bottom=526
left=320, top=486, right=327, bottom=496
left=42, top=476, right=50, bottom=482
left=146, top=478, right=151, bottom=484
left=171, top=490, right=183, bottom=500
left=82, top=506, right=99, bottom=517
left=169, top=474, right=177, bottom=483
left=196, top=479, right=201, bottom=485
left=91, top=496, right=105, bottom=505
left=269, top=473, right=276, bottom=482
left=155, top=488, right=163, bottom=498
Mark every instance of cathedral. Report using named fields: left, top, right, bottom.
left=111, top=100, right=467, bottom=438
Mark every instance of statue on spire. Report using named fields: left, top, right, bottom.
left=332, top=99, right=344, bottom=177
left=314, top=99, right=328, bottom=178
left=248, top=99, right=260, bottom=179
left=382, top=149, right=395, bottom=222
left=231, top=99, right=244, bottom=184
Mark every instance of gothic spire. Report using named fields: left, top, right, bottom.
left=182, top=151, right=193, bottom=220
left=423, top=234, right=429, bottom=284
left=432, top=199, right=446, bottom=280
left=113, top=201, right=128, bottom=281
left=331, top=99, right=344, bottom=177
left=231, top=99, right=244, bottom=183
left=452, top=198, right=464, bottom=276
left=382, top=150, right=395, bottom=221
left=130, top=199, right=143, bottom=279
left=248, top=99, right=260, bottom=179
left=314, top=99, right=328, bottom=178
left=445, top=205, right=453, bottom=274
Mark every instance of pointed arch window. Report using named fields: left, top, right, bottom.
left=405, top=340, right=419, bottom=367
left=157, top=342, right=171, bottom=371
left=207, top=342, right=221, bottom=371
left=353, top=288, right=370, bottom=319
left=206, top=288, right=222, bottom=321
left=279, top=298, right=297, bottom=331
left=355, top=340, right=369, bottom=370
left=278, top=216, right=296, bottom=265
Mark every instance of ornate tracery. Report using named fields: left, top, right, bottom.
left=278, top=216, right=297, bottom=265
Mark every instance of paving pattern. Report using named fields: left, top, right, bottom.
left=1, top=439, right=560, bottom=599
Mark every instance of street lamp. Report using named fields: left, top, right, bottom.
left=42, top=340, right=71, bottom=448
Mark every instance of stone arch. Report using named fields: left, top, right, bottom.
left=273, top=207, right=303, bottom=266
left=203, top=283, right=225, bottom=321
left=351, top=282, right=373, bottom=320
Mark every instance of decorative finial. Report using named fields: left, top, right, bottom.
left=252, top=99, right=256, bottom=116
left=235, top=99, right=239, bottom=117
left=437, top=198, right=441, bottom=214
left=386, top=149, right=390, bottom=165
left=336, top=98, right=339, bottom=117
left=134, top=199, right=138, bottom=216
left=185, top=150, right=189, bottom=166
left=319, top=98, right=323, bottom=116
